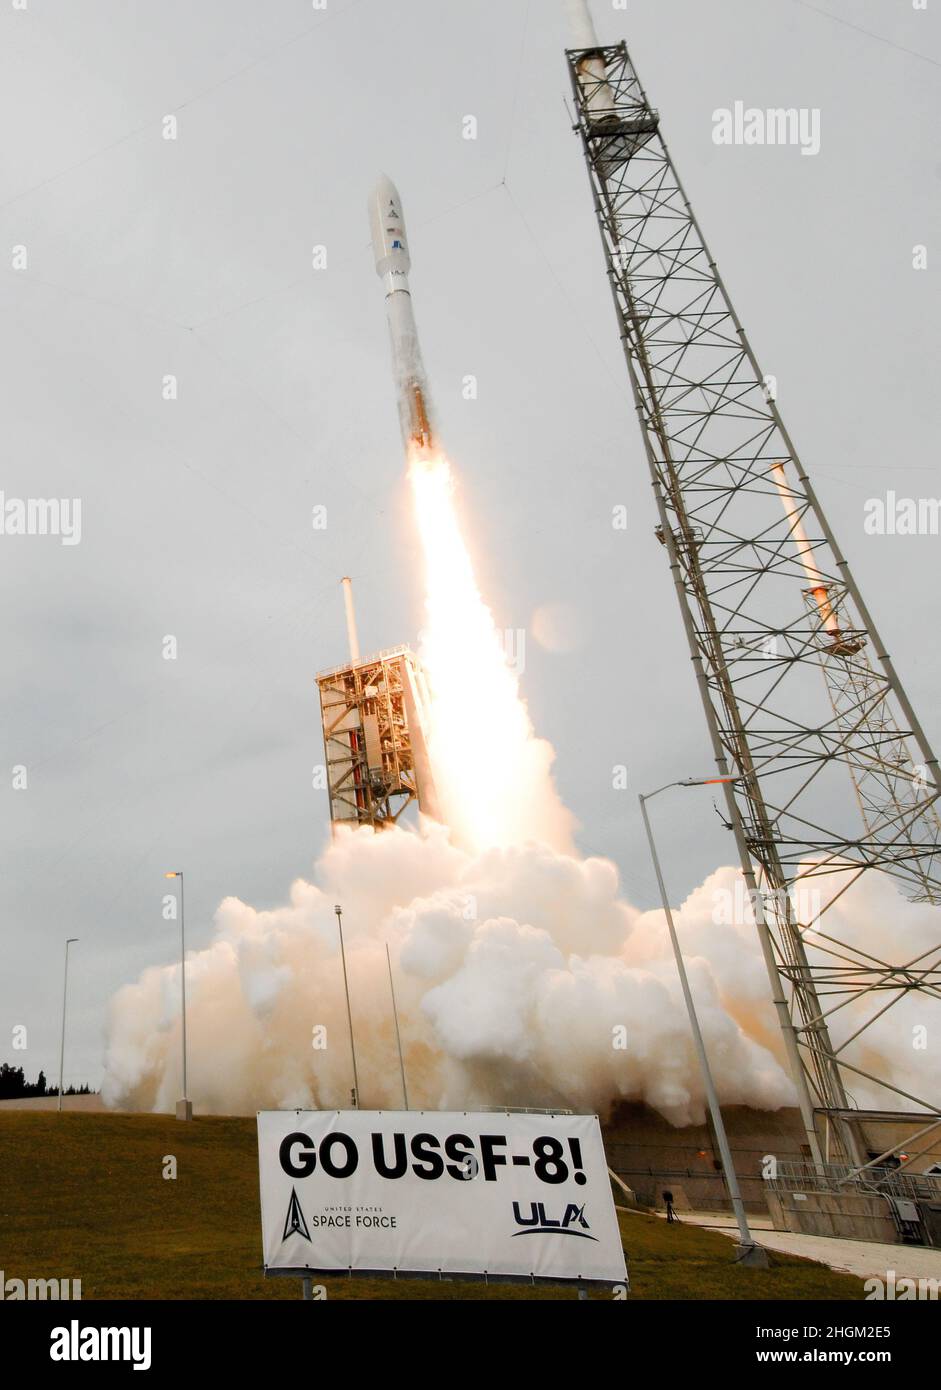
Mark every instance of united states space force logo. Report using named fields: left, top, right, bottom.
left=282, top=1188, right=311, bottom=1242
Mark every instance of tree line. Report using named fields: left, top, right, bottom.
left=0, top=1063, right=92, bottom=1099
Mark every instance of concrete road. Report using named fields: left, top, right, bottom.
left=680, top=1211, right=941, bottom=1284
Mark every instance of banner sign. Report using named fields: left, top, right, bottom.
left=257, top=1109, right=626, bottom=1285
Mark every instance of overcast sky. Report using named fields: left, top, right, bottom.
left=1, top=0, right=938, bottom=1089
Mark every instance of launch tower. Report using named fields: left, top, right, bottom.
left=566, top=25, right=941, bottom=1169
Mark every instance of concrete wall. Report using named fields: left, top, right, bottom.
left=766, top=1189, right=899, bottom=1244
left=604, top=1102, right=808, bottom=1214
left=603, top=1102, right=941, bottom=1219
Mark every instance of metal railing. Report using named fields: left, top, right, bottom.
left=316, top=644, right=413, bottom=681
left=769, top=1159, right=941, bottom=1203
left=475, top=1105, right=574, bottom=1117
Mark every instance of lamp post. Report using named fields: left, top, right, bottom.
left=386, top=942, right=409, bottom=1110
left=638, top=776, right=768, bottom=1267
left=335, top=905, right=360, bottom=1108
left=165, top=872, right=192, bottom=1121
left=57, top=937, right=78, bottom=1113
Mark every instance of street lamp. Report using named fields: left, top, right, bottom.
left=334, top=905, right=360, bottom=1109
left=386, top=942, right=409, bottom=1110
left=165, top=872, right=192, bottom=1121
left=638, top=776, right=768, bottom=1268
left=57, top=937, right=79, bottom=1113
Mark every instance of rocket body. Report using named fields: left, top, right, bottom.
left=369, top=176, right=435, bottom=452
left=565, top=0, right=617, bottom=127
left=564, top=0, right=599, bottom=47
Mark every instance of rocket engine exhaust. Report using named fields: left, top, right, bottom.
left=369, top=175, right=436, bottom=453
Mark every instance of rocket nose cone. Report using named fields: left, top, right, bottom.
left=373, top=173, right=401, bottom=211
left=370, top=175, right=402, bottom=235
left=370, top=175, right=410, bottom=277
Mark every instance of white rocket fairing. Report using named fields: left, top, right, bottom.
left=369, top=175, right=435, bottom=452
left=564, top=0, right=599, bottom=47
left=565, top=0, right=618, bottom=126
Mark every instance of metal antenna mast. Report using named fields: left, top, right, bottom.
left=566, top=33, right=941, bottom=1166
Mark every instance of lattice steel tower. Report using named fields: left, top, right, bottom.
left=566, top=24, right=941, bottom=1167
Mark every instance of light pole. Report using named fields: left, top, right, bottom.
left=386, top=942, right=409, bottom=1110
left=165, top=872, right=192, bottom=1121
left=638, top=776, right=768, bottom=1268
left=335, top=905, right=360, bottom=1108
left=57, top=937, right=78, bottom=1113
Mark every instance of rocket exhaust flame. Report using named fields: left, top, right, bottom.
left=408, top=444, right=575, bottom=854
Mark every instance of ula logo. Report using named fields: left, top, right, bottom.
left=511, top=1202, right=597, bottom=1240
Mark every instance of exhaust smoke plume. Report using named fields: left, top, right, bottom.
left=102, top=446, right=941, bottom=1121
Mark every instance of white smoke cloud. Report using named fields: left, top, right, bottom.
left=102, top=446, right=941, bottom=1124
left=102, top=825, right=941, bottom=1123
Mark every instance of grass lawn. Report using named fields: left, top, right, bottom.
left=0, top=1113, right=865, bottom=1300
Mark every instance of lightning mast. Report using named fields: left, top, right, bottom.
left=565, top=7, right=941, bottom=1166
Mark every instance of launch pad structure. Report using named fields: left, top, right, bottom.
left=566, top=24, right=941, bottom=1178
left=317, top=582, right=439, bottom=831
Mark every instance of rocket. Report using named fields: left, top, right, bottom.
left=369, top=175, right=436, bottom=452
